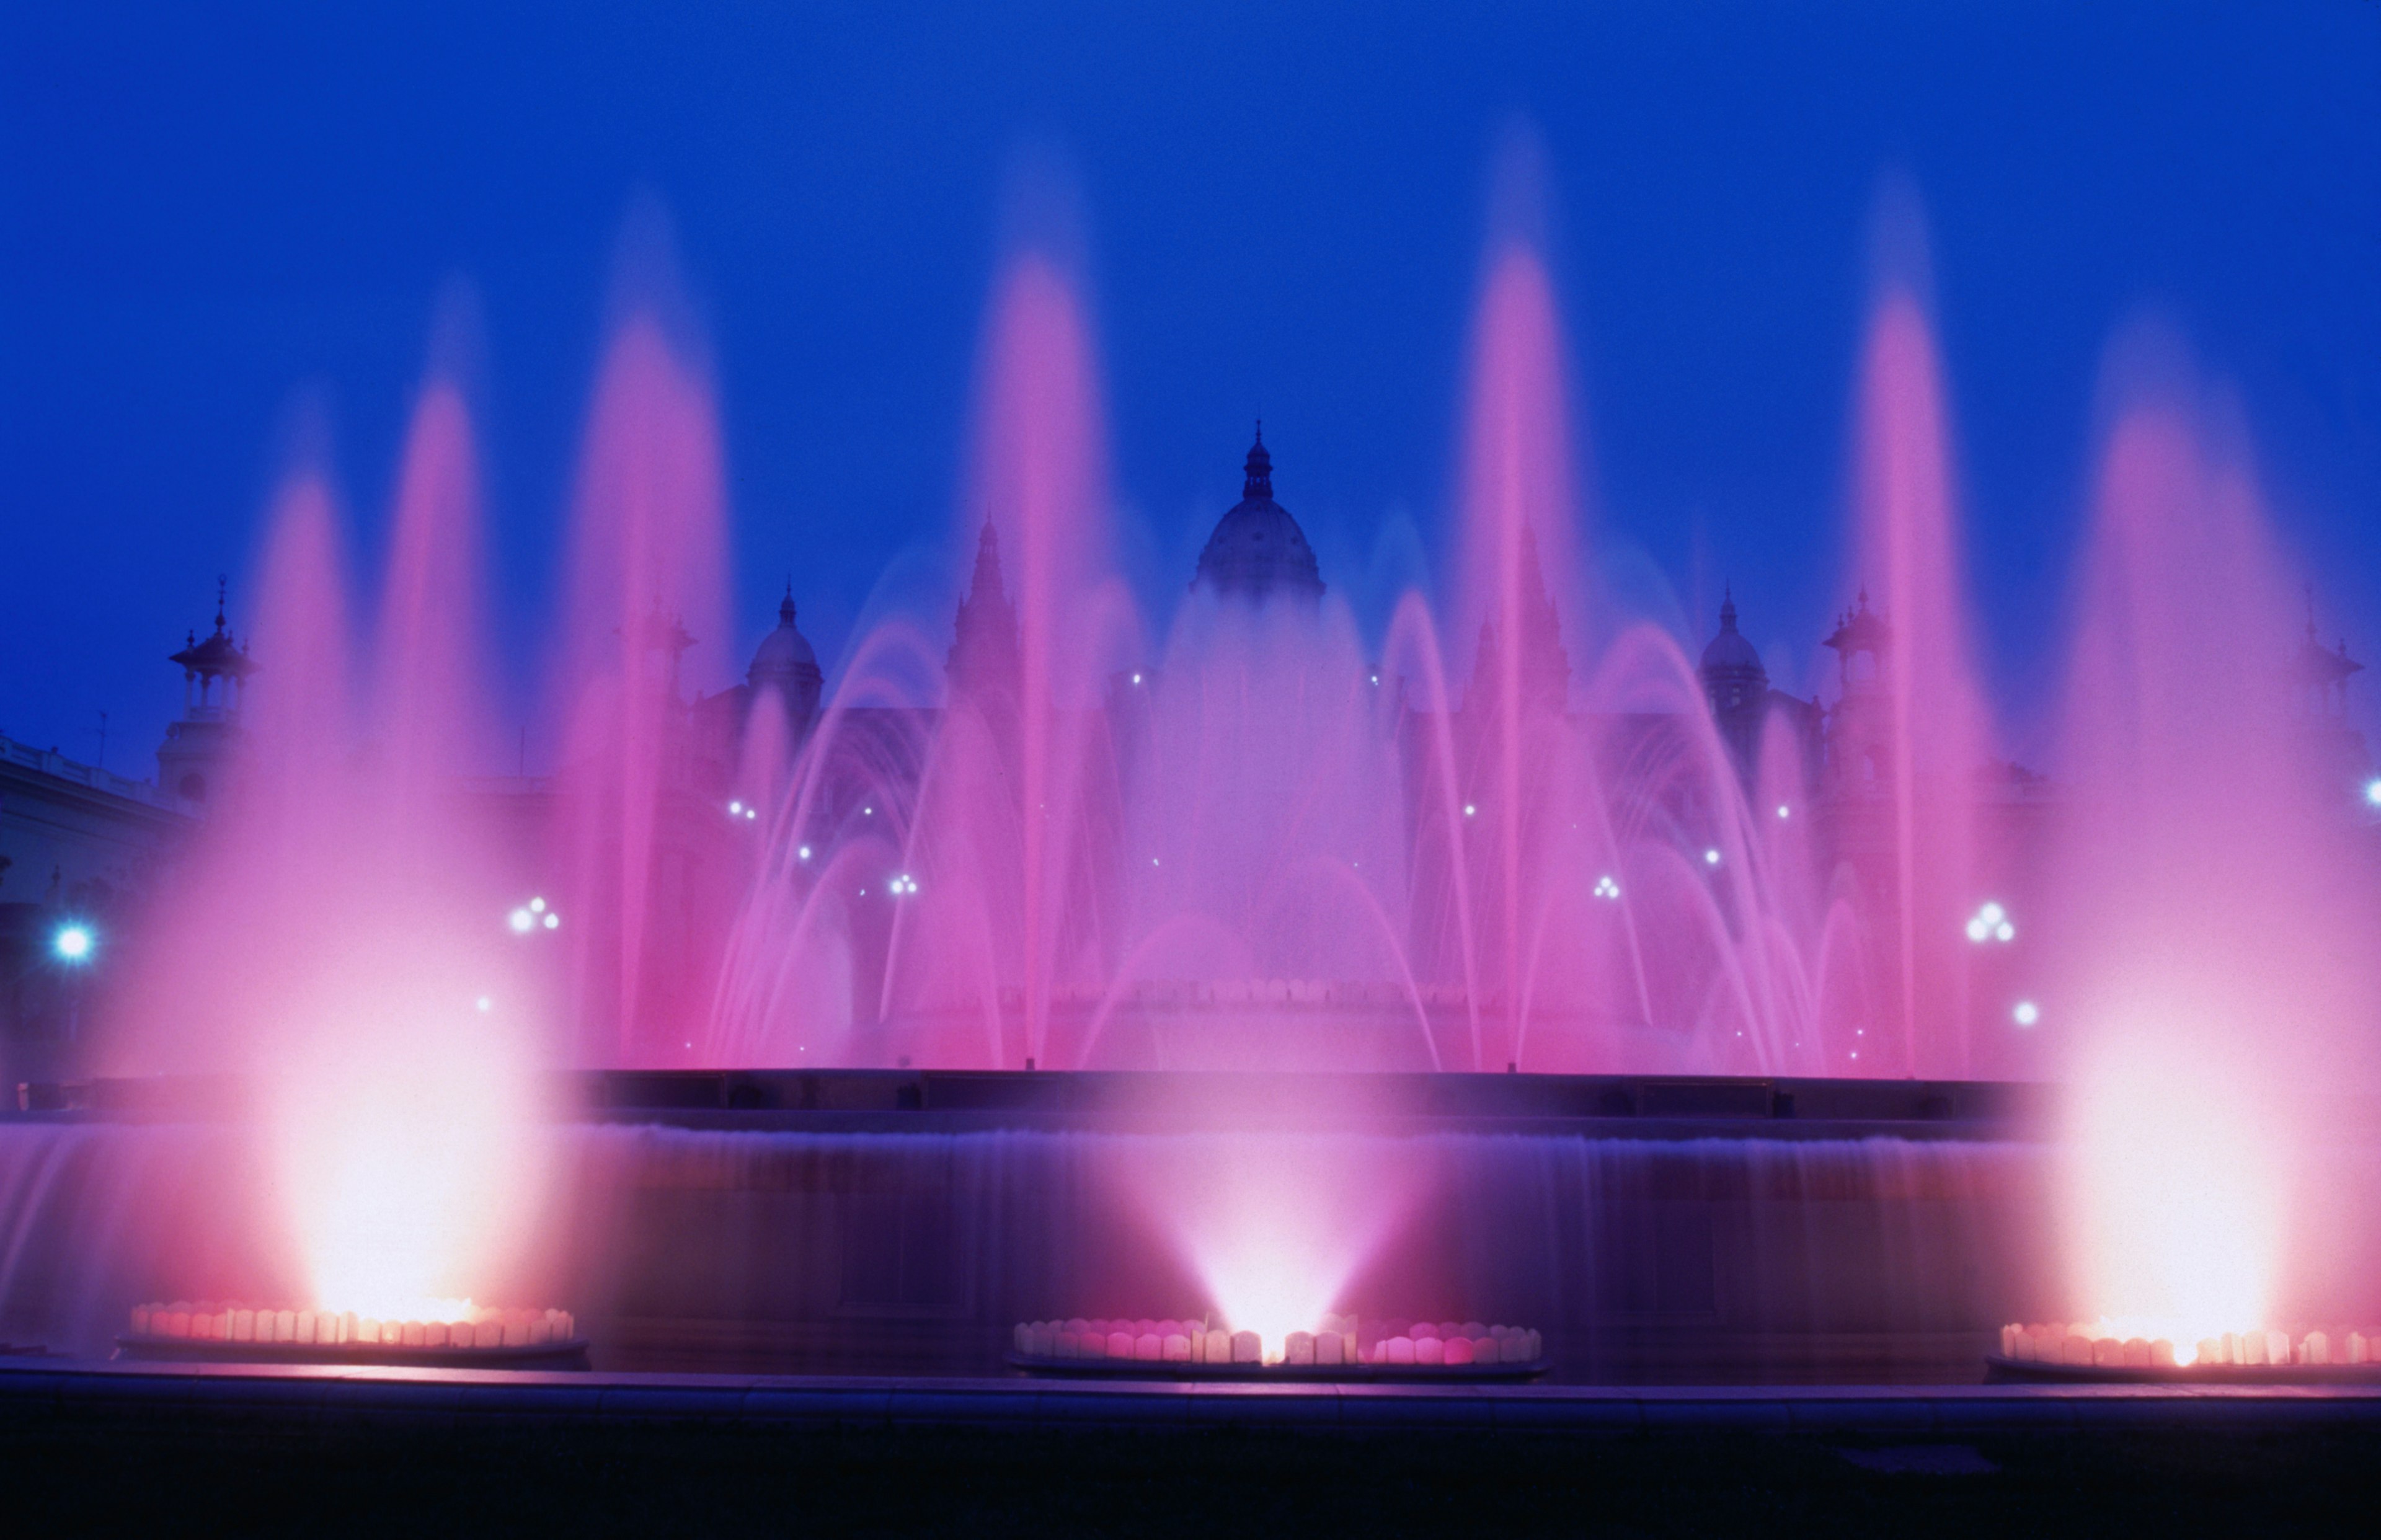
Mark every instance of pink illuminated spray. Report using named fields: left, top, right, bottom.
left=2044, top=339, right=2380, bottom=1353
left=1839, top=262, right=1996, bottom=1078
left=110, top=367, right=550, bottom=1325
left=553, top=219, right=732, bottom=1065
left=1134, top=1134, right=1420, bottom=1359
left=1434, top=239, right=1598, bottom=1070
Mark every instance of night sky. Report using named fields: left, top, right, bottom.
left=3, top=2, right=2376, bottom=773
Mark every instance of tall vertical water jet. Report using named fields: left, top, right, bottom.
left=101, top=357, right=549, bottom=1322
left=1430, top=239, right=1600, bottom=1070
left=553, top=211, right=732, bottom=1065
left=916, top=250, right=1122, bottom=1068
left=1834, top=205, right=1996, bottom=1079
left=2044, top=337, right=2380, bottom=1347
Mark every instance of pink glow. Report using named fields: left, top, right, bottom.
left=2044, top=352, right=2380, bottom=1340
left=554, top=287, right=732, bottom=1066
left=1131, top=1135, right=1417, bottom=1356
left=1843, top=281, right=1996, bottom=1079
left=105, top=360, right=552, bottom=1321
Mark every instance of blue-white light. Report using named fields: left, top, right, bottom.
left=51, top=923, right=94, bottom=963
left=2365, top=778, right=2381, bottom=808
left=2013, top=1000, right=2041, bottom=1027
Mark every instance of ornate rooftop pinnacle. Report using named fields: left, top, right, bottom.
left=1243, top=422, right=1272, bottom=501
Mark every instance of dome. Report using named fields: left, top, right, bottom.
left=748, top=588, right=820, bottom=683
left=1699, top=591, right=1765, bottom=675
left=1192, top=428, right=1324, bottom=602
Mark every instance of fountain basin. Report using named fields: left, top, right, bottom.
left=1990, top=1323, right=2381, bottom=1383
left=1004, top=1323, right=1543, bottom=1380
left=1008, top=1316, right=1546, bottom=1378
left=118, top=1303, right=588, bottom=1370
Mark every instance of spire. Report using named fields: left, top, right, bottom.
left=1242, top=422, right=1273, bottom=501
left=1719, top=582, right=1738, bottom=633
left=971, top=519, right=1006, bottom=593
left=213, top=574, right=228, bottom=635
left=949, top=518, right=1022, bottom=697
left=779, top=577, right=796, bottom=627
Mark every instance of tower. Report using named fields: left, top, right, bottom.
left=2290, top=588, right=2371, bottom=793
left=156, top=578, right=255, bottom=805
left=1465, top=523, right=1571, bottom=720
left=947, top=520, right=1022, bottom=704
left=1698, top=587, right=1768, bottom=770
left=1190, top=425, right=1325, bottom=604
left=746, top=583, right=824, bottom=737
left=1820, top=588, right=1893, bottom=794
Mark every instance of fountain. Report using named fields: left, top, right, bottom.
left=0, top=176, right=2374, bottom=1397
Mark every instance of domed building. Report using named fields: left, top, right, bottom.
left=1191, top=427, right=1324, bottom=604
left=691, top=584, right=825, bottom=772
left=745, top=585, right=825, bottom=727
left=1698, top=588, right=1822, bottom=781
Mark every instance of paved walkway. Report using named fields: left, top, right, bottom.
left=7, top=1358, right=2381, bottom=1433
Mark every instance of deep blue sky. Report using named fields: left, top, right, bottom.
left=4, top=1, right=2377, bottom=772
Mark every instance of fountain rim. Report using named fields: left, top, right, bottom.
left=11, top=1069, right=2060, bottom=1140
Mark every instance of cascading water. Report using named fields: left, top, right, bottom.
left=552, top=226, right=734, bottom=1067
left=87, top=349, right=554, bottom=1327
left=1, top=177, right=2372, bottom=1382
left=2037, top=337, right=2381, bottom=1351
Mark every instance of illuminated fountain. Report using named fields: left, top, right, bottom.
left=1010, top=1314, right=1543, bottom=1376
left=67, top=304, right=576, bottom=1359
left=120, top=1301, right=583, bottom=1368
left=0, top=177, right=2375, bottom=1389
left=2003, top=331, right=2381, bottom=1377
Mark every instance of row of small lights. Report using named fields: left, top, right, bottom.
left=507, top=897, right=560, bottom=934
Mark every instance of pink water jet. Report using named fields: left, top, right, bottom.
left=553, top=290, right=732, bottom=1066
left=104, top=363, right=551, bottom=1324
left=2042, top=341, right=2381, bottom=1346
left=1837, top=275, right=1997, bottom=1079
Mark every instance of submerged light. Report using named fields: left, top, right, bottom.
left=507, top=908, right=534, bottom=934
left=51, top=922, right=94, bottom=963
left=2366, top=777, right=2381, bottom=808
left=2013, top=1000, right=2040, bottom=1027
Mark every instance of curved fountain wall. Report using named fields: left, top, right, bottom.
left=0, top=1111, right=2049, bottom=1383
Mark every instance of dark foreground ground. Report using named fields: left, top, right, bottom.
left=3, top=1404, right=2377, bottom=1538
